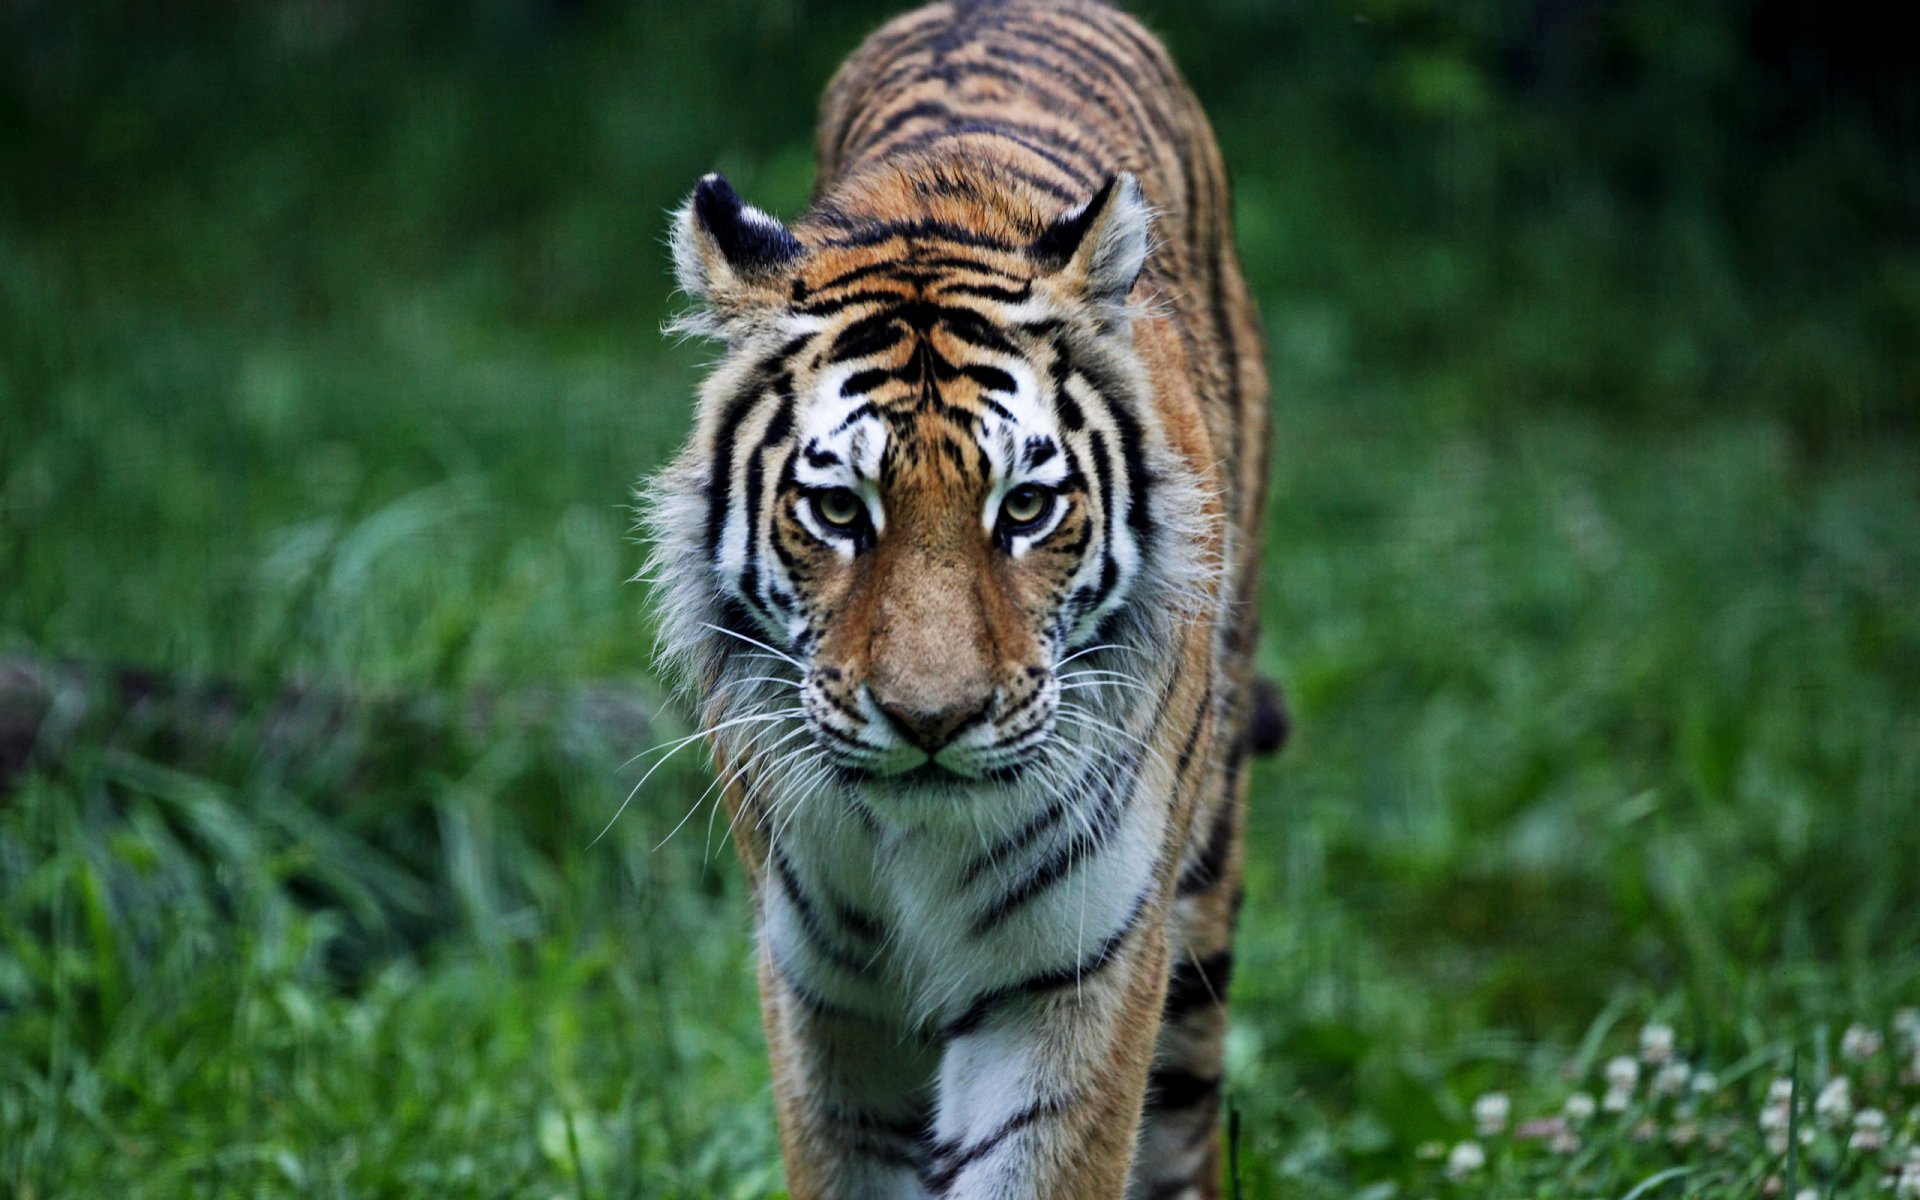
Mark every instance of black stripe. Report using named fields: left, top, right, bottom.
left=1173, top=681, right=1213, bottom=781
left=1083, top=7, right=1187, bottom=99
left=941, top=280, right=1032, bottom=304
left=992, top=675, right=1048, bottom=725
left=1163, top=950, right=1234, bottom=1021
left=966, top=750, right=1136, bottom=936
left=878, top=123, right=1098, bottom=192
left=935, top=307, right=1019, bottom=356
left=706, top=370, right=790, bottom=557
left=978, top=395, right=1017, bottom=424
left=960, top=364, right=1016, bottom=394
left=951, top=53, right=1140, bottom=147
left=816, top=216, right=1022, bottom=253
left=991, top=15, right=1182, bottom=165
left=960, top=156, right=1081, bottom=204
left=1145, top=1069, right=1221, bottom=1111
left=841, top=368, right=893, bottom=397
left=1083, top=426, right=1121, bottom=613
left=772, top=848, right=870, bottom=976
left=817, top=722, right=873, bottom=752
left=771, top=950, right=882, bottom=1026
left=823, top=16, right=946, bottom=168
left=834, top=901, right=885, bottom=945
left=807, top=257, right=927, bottom=294
left=944, top=886, right=1149, bottom=1037
left=1048, top=352, right=1085, bottom=429
left=1066, top=353, right=1155, bottom=539
left=958, top=797, right=1067, bottom=886
left=825, top=1101, right=934, bottom=1170
left=833, top=401, right=879, bottom=433
left=1106, top=390, right=1154, bottom=539
left=851, top=97, right=955, bottom=156
left=919, top=1099, right=1061, bottom=1194
left=735, top=395, right=794, bottom=623
left=1175, top=797, right=1235, bottom=897
left=797, top=288, right=912, bottom=318
left=833, top=47, right=952, bottom=153
left=861, top=98, right=1111, bottom=185
left=829, top=312, right=910, bottom=363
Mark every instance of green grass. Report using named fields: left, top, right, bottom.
left=3, top=1, right=1918, bottom=1196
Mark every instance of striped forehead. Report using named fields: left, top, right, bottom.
left=790, top=354, right=1067, bottom=490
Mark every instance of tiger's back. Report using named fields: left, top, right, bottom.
left=653, top=2, right=1271, bottom=1196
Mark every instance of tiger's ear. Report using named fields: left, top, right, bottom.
left=1031, top=173, right=1152, bottom=313
left=671, top=173, right=800, bottom=323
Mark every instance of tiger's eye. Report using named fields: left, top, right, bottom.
left=814, top=488, right=865, bottom=529
left=1000, top=484, right=1052, bottom=528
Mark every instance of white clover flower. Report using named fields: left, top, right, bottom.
left=1415, top=1140, right=1448, bottom=1161
left=1563, top=1091, right=1597, bottom=1122
left=1639, top=1023, right=1676, bottom=1065
left=1894, top=1008, right=1920, bottom=1043
left=1606, top=1055, right=1640, bottom=1092
left=1766, top=1077, right=1794, bottom=1107
left=1849, top=1107, right=1887, bottom=1152
left=1668, top=1120, right=1698, bottom=1148
left=1794, top=1189, right=1818, bottom=1200
left=1549, top=1128, right=1581, bottom=1155
left=1814, top=1076, right=1852, bottom=1128
left=1653, top=1061, right=1691, bottom=1096
left=1690, top=1069, right=1719, bottom=1095
left=1766, top=1130, right=1788, bottom=1157
left=1445, top=1140, right=1486, bottom=1181
left=1473, top=1092, right=1510, bottom=1136
left=1841, top=1023, right=1883, bottom=1062
left=1759, top=1101, right=1789, bottom=1132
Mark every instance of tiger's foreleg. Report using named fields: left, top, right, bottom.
left=759, top=948, right=939, bottom=1200
left=917, top=909, right=1174, bottom=1200
left=1129, top=781, right=1249, bottom=1199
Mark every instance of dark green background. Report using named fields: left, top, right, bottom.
left=2, top=2, right=1916, bottom=1195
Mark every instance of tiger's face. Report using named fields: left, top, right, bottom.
left=652, top=167, right=1202, bottom=817
left=780, top=314, right=1083, bottom=785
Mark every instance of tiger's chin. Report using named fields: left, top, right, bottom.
left=835, top=758, right=1032, bottom=788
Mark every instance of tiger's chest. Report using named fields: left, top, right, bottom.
left=761, top=775, right=1171, bottom=1034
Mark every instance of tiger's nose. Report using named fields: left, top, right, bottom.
left=875, top=692, right=993, bottom=753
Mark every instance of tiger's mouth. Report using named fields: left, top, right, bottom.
left=841, top=760, right=966, bottom=788
left=829, top=749, right=1039, bottom=792
left=898, top=761, right=963, bottom=786
left=799, top=666, right=1063, bottom=790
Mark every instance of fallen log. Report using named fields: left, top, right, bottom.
left=0, top=655, right=658, bottom=795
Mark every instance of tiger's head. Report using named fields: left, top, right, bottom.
left=647, top=162, right=1211, bottom=823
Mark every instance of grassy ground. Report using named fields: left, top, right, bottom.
left=3, top=2, right=1918, bottom=1197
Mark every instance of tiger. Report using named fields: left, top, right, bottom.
left=646, top=0, right=1275, bottom=1195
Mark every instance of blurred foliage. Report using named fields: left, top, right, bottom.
left=1, top=0, right=1916, bottom=1195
